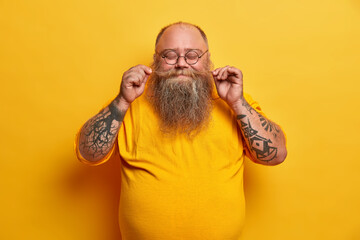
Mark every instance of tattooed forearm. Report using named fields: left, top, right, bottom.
left=79, top=101, right=125, bottom=160
left=238, top=103, right=280, bottom=137
left=237, top=114, right=278, bottom=163
left=242, top=100, right=255, bottom=114
left=234, top=98, right=287, bottom=165
left=257, top=112, right=280, bottom=137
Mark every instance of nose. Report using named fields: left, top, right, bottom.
left=175, top=56, right=189, bottom=69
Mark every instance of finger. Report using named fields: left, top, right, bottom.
left=129, top=67, right=149, bottom=83
left=136, top=64, right=153, bottom=76
left=136, top=72, right=148, bottom=86
left=126, top=78, right=140, bottom=87
left=212, top=68, right=222, bottom=76
left=139, top=71, right=151, bottom=85
left=137, top=70, right=147, bottom=82
left=213, top=67, right=224, bottom=79
left=219, top=65, right=229, bottom=80
left=227, top=67, right=242, bottom=78
left=223, top=67, right=230, bottom=80
left=218, top=66, right=230, bottom=80
left=139, top=74, right=150, bottom=88
left=125, top=72, right=142, bottom=86
left=143, top=73, right=150, bottom=83
left=124, top=71, right=140, bottom=82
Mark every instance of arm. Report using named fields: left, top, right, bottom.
left=78, top=65, right=152, bottom=163
left=212, top=66, right=287, bottom=166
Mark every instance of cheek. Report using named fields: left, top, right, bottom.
left=162, top=64, right=173, bottom=71
left=154, top=57, right=172, bottom=72
left=157, top=60, right=173, bottom=71
left=192, top=62, right=207, bottom=72
left=193, top=56, right=210, bottom=71
left=192, top=65, right=203, bottom=71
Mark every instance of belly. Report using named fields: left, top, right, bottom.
left=118, top=178, right=245, bottom=240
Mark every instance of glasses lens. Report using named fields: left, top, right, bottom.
left=185, top=51, right=199, bottom=64
left=164, top=51, right=178, bottom=64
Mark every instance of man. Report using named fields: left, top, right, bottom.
left=75, top=22, right=287, bottom=240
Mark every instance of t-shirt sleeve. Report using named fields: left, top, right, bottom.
left=74, top=99, right=118, bottom=166
left=241, top=93, right=287, bottom=163
left=243, top=92, right=265, bottom=116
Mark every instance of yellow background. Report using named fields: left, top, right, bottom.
left=1, top=0, right=359, bottom=239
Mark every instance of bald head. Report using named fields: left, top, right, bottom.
left=155, top=22, right=208, bottom=48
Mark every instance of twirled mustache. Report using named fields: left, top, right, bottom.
left=153, top=68, right=209, bottom=80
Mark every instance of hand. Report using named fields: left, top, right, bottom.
left=117, top=65, right=152, bottom=108
left=212, top=66, right=244, bottom=109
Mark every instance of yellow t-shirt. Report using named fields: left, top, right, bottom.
left=75, top=92, right=264, bottom=240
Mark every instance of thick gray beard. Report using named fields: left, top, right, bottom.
left=147, top=60, right=214, bottom=136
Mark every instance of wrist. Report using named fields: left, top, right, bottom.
left=230, top=96, right=246, bottom=115
left=113, top=94, right=130, bottom=112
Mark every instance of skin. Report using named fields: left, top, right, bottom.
left=78, top=24, right=287, bottom=165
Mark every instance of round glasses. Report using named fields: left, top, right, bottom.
left=158, top=49, right=208, bottom=65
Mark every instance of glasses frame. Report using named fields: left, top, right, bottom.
left=157, top=49, right=209, bottom=65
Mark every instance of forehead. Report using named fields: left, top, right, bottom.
left=156, top=25, right=207, bottom=51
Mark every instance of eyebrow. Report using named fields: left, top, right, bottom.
left=160, top=48, right=204, bottom=53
